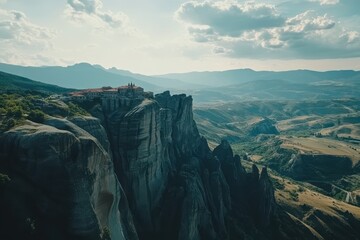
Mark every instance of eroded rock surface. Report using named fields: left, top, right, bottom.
left=0, top=119, right=137, bottom=240
left=0, top=91, right=294, bottom=240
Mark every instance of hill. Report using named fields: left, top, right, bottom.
left=0, top=63, right=161, bottom=92
left=101, top=66, right=204, bottom=90
left=193, top=99, right=360, bottom=207
left=0, top=71, right=70, bottom=94
left=156, top=69, right=360, bottom=87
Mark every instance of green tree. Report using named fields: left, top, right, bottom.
left=6, top=106, right=23, bottom=119
left=28, top=110, right=45, bottom=123
left=0, top=107, right=6, bottom=115
left=5, top=118, right=16, bottom=129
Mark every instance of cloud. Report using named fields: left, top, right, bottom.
left=0, top=8, right=54, bottom=46
left=0, top=8, right=57, bottom=66
left=0, top=48, right=68, bottom=66
left=310, top=0, right=340, bottom=5
left=213, top=46, right=230, bottom=54
left=176, top=1, right=360, bottom=59
left=66, top=0, right=128, bottom=28
left=176, top=1, right=285, bottom=37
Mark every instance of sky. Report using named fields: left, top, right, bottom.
left=0, top=0, right=359, bottom=74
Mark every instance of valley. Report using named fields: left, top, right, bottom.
left=194, top=99, right=360, bottom=209
left=1, top=68, right=360, bottom=240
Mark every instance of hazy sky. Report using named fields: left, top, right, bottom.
left=0, top=0, right=359, bottom=74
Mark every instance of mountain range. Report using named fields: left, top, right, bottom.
left=0, top=62, right=359, bottom=103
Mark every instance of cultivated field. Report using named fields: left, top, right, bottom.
left=280, top=137, right=360, bottom=166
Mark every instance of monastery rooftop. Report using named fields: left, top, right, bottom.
left=68, top=83, right=152, bottom=102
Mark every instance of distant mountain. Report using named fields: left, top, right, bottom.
left=189, top=78, right=360, bottom=104
left=0, top=63, right=161, bottom=92
left=0, top=62, right=204, bottom=92
left=97, top=66, right=207, bottom=90
left=155, top=69, right=360, bottom=87
left=0, top=71, right=70, bottom=94
left=1, top=62, right=359, bottom=104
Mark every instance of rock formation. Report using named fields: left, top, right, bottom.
left=0, top=90, right=292, bottom=240
left=0, top=118, right=137, bottom=240
left=249, top=117, right=279, bottom=136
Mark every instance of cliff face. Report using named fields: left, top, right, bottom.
left=0, top=91, right=280, bottom=240
left=101, top=91, right=279, bottom=239
left=105, top=98, right=173, bottom=237
left=0, top=118, right=137, bottom=240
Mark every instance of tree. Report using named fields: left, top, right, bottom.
left=28, top=110, right=45, bottom=123
left=6, top=106, right=23, bottom=119
left=5, top=118, right=16, bottom=129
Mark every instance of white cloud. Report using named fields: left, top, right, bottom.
left=0, top=8, right=54, bottom=46
left=176, top=1, right=285, bottom=37
left=340, top=31, right=359, bottom=43
left=0, top=8, right=56, bottom=66
left=65, top=0, right=128, bottom=29
left=176, top=1, right=360, bottom=59
left=286, top=11, right=335, bottom=31
left=310, top=0, right=340, bottom=5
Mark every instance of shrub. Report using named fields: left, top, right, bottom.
left=6, top=106, right=23, bottom=119
left=298, top=186, right=305, bottom=192
left=68, top=102, right=89, bottom=116
left=5, top=118, right=16, bottom=129
left=101, top=226, right=111, bottom=240
left=289, top=190, right=299, bottom=201
left=28, top=110, right=45, bottom=123
left=25, top=218, right=36, bottom=234
left=272, top=178, right=285, bottom=190
left=0, top=173, right=11, bottom=184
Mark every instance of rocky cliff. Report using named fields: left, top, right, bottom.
left=0, top=118, right=137, bottom=240
left=249, top=117, right=279, bottom=136
left=0, top=91, right=303, bottom=240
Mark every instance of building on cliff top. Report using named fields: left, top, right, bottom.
left=67, top=83, right=153, bottom=111
left=68, top=83, right=152, bottom=100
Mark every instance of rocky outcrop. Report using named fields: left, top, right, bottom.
left=155, top=91, right=201, bottom=159
left=104, top=99, right=173, bottom=237
left=249, top=117, right=279, bottom=136
left=105, top=90, right=279, bottom=239
left=285, top=153, right=353, bottom=180
left=257, top=167, right=276, bottom=227
left=69, top=116, right=111, bottom=153
left=0, top=90, right=281, bottom=240
left=213, top=139, right=246, bottom=190
left=213, top=139, right=276, bottom=231
left=0, top=119, right=137, bottom=240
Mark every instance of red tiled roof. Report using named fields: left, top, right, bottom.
left=104, top=89, right=118, bottom=92
left=69, top=84, right=143, bottom=96
left=81, top=88, right=106, bottom=93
